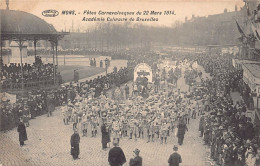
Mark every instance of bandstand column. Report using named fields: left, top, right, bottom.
left=18, top=39, right=24, bottom=90
left=51, top=41, right=56, bottom=85
left=55, top=41, right=58, bottom=84
left=34, top=39, right=37, bottom=62
left=55, top=41, right=58, bottom=67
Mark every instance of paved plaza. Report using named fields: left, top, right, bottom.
left=0, top=65, right=214, bottom=166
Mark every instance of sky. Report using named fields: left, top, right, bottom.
left=0, top=0, right=245, bottom=32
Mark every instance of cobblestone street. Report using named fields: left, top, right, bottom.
left=2, top=0, right=259, bottom=165
left=0, top=64, right=214, bottom=166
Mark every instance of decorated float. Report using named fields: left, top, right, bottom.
left=133, top=63, right=153, bottom=97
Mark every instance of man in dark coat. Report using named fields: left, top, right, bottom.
left=199, top=113, right=205, bottom=137
left=108, top=139, right=126, bottom=166
left=46, top=94, right=55, bottom=117
left=125, top=84, right=129, bottom=99
left=17, top=118, right=28, bottom=146
left=70, top=129, right=80, bottom=160
left=129, top=148, right=142, bottom=166
left=245, top=120, right=254, bottom=140
left=237, top=123, right=246, bottom=140
left=168, top=145, right=182, bottom=166
left=177, top=118, right=188, bottom=145
left=101, top=119, right=110, bottom=150
left=74, top=69, right=79, bottom=83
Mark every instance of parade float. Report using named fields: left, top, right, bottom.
left=133, top=63, right=153, bottom=97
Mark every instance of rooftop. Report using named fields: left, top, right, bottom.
left=1, top=9, right=57, bottom=34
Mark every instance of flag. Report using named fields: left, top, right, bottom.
left=256, top=30, right=260, bottom=40
left=251, top=23, right=260, bottom=41
left=2, top=92, right=17, bottom=103
left=246, top=3, right=250, bottom=16
left=235, top=20, right=245, bottom=37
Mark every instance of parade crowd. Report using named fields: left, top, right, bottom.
left=63, top=53, right=260, bottom=166
left=196, top=54, right=260, bottom=166
left=62, top=58, right=198, bottom=165
left=1, top=56, right=62, bottom=89
left=2, top=51, right=260, bottom=165
left=0, top=65, right=132, bottom=132
left=1, top=90, right=50, bottom=131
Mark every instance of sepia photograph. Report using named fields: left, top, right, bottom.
left=1, top=0, right=260, bottom=165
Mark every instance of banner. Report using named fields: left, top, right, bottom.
left=235, top=20, right=245, bottom=37
left=134, top=63, right=153, bottom=83
left=0, top=92, right=16, bottom=104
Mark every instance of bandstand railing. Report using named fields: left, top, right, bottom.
left=1, top=80, right=56, bottom=90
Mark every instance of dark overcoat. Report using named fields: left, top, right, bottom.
left=101, top=124, right=110, bottom=145
left=129, top=156, right=142, bottom=166
left=177, top=123, right=188, bottom=137
left=47, top=97, right=55, bottom=112
left=17, top=122, right=28, bottom=142
left=108, top=147, right=126, bottom=166
left=199, top=116, right=204, bottom=131
left=70, top=133, right=80, bottom=156
left=168, top=152, right=182, bottom=166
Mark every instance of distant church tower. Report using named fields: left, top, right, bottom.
left=6, top=0, right=9, bottom=10
left=235, top=5, right=238, bottom=12
left=224, top=8, right=227, bottom=13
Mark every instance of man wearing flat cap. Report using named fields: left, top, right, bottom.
left=129, top=148, right=142, bottom=166
left=168, top=145, right=182, bottom=166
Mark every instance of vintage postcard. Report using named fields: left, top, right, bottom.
left=1, top=0, right=260, bottom=166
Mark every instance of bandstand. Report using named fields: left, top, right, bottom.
left=0, top=9, right=68, bottom=91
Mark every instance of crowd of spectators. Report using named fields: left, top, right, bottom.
left=0, top=50, right=183, bottom=132
left=1, top=62, right=134, bottom=131
left=1, top=90, right=47, bottom=131
left=27, top=48, right=142, bottom=60
left=195, top=54, right=260, bottom=166
left=1, top=56, right=62, bottom=89
left=1, top=49, right=157, bottom=131
left=74, top=66, right=133, bottom=99
left=28, top=48, right=108, bottom=57
left=2, top=51, right=260, bottom=166
left=89, top=58, right=97, bottom=67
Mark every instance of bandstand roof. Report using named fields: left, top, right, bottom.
left=0, top=9, right=68, bottom=41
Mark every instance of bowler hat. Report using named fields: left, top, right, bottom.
left=113, top=139, right=119, bottom=146
left=173, top=145, right=178, bottom=151
left=133, top=148, right=140, bottom=154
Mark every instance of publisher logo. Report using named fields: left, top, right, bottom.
left=42, top=10, right=59, bottom=17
